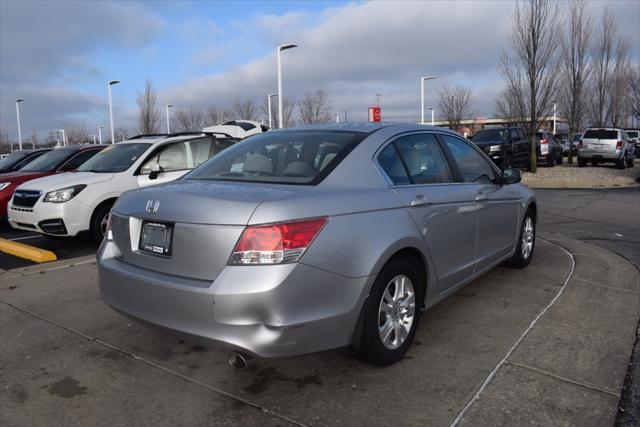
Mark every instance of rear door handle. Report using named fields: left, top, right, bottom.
left=410, top=194, right=430, bottom=207
left=475, top=193, right=488, bottom=202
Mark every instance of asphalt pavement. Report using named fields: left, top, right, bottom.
left=534, top=187, right=640, bottom=426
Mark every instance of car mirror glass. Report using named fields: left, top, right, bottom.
left=502, top=167, right=521, bottom=184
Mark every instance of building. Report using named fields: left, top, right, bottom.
left=430, top=116, right=568, bottom=137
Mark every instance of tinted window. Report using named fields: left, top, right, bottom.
left=13, top=151, right=47, bottom=170
left=394, top=134, right=453, bottom=184
left=471, top=129, right=509, bottom=143
left=59, top=149, right=102, bottom=172
left=441, top=134, right=496, bottom=184
left=21, top=149, right=76, bottom=172
left=77, top=143, right=150, bottom=173
left=583, top=129, right=618, bottom=140
left=378, top=144, right=410, bottom=185
left=0, top=152, right=29, bottom=170
left=187, top=131, right=363, bottom=185
left=626, top=131, right=639, bottom=138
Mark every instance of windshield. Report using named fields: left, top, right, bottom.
left=626, top=131, right=639, bottom=138
left=186, top=130, right=364, bottom=185
left=0, top=152, right=28, bottom=170
left=77, top=143, right=150, bottom=173
left=20, top=149, right=74, bottom=172
left=472, top=129, right=509, bottom=143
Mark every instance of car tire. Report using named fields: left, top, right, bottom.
left=626, top=156, right=634, bottom=168
left=506, top=209, right=535, bottom=269
left=358, top=257, right=422, bottom=366
left=557, top=153, right=563, bottom=165
left=616, top=158, right=626, bottom=169
left=90, top=202, right=113, bottom=243
left=578, top=159, right=586, bottom=167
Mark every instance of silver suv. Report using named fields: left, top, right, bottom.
left=578, top=128, right=635, bottom=169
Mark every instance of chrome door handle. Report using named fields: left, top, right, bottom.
left=410, top=194, right=430, bottom=207
left=475, top=193, right=488, bottom=202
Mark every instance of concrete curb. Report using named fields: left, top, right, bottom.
left=457, top=233, right=640, bottom=426
left=0, top=254, right=95, bottom=283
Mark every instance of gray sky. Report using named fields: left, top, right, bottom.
left=1, top=0, right=638, bottom=141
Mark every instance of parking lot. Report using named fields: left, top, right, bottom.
left=1, top=187, right=639, bottom=426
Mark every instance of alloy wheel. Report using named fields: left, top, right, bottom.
left=521, top=217, right=534, bottom=260
left=378, top=274, right=416, bottom=350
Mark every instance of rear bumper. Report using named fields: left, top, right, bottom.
left=97, top=240, right=371, bottom=358
left=578, top=149, right=623, bottom=161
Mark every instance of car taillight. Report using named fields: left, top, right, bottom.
left=578, top=140, right=583, bottom=148
left=540, top=139, right=548, bottom=144
left=228, top=217, right=328, bottom=265
left=616, top=141, right=623, bottom=149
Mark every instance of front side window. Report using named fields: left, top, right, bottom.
left=187, top=131, right=364, bottom=185
left=441, top=134, right=497, bottom=184
left=77, top=143, right=150, bottom=173
left=141, top=141, right=188, bottom=174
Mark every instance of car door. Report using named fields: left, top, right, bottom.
left=510, top=128, right=528, bottom=167
left=439, top=134, right=519, bottom=272
left=137, top=140, right=191, bottom=187
left=376, top=132, right=478, bottom=293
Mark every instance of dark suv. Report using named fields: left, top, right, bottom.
left=535, top=131, right=563, bottom=166
left=470, top=127, right=530, bottom=170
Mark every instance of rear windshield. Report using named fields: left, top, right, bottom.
left=186, top=130, right=364, bottom=185
left=20, top=149, right=75, bottom=172
left=77, top=143, right=150, bottom=173
left=583, top=129, right=617, bottom=140
left=471, top=129, right=509, bottom=142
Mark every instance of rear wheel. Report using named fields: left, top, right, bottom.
left=557, top=152, right=563, bottom=165
left=90, top=202, right=113, bottom=243
left=578, top=159, right=587, bottom=167
left=616, top=158, right=626, bottom=169
left=626, top=156, right=634, bottom=168
left=358, top=258, right=421, bottom=366
left=507, top=209, right=535, bottom=269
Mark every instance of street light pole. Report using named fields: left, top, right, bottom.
left=98, top=126, right=103, bottom=144
left=59, top=129, right=66, bottom=147
left=166, top=104, right=174, bottom=134
left=15, top=99, right=24, bottom=150
left=334, top=113, right=339, bottom=123
left=108, top=80, right=120, bottom=144
left=267, top=94, right=277, bottom=129
left=92, top=135, right=96, bottom=144
left=429, top=107, right=435, bottom=126
left=553, top=102, right=557, bottom=134
left=277, top=44, right=298, bottom=129
left=420, top=76, right=436, bottom=124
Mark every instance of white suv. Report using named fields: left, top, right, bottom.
left=8, top=133, right=237, bottom=241
left=578, top=128, right=635, bottom=169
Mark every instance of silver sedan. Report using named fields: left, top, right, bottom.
left=98, top=123, right=536, bottom=365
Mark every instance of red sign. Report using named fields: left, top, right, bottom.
left=368, top=106, right=381, bottom=122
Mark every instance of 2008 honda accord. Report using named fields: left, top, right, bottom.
left=98, top=122, right=536, bottom=365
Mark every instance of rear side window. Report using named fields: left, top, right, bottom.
left=441, top=134, right=497, bottom=184
left=393, top=134, right=453, bottom=184
left=583, top=129, right=618, bottom=139
left=186, top=131, right=364, bottom=185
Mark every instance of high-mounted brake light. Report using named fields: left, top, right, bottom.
left=228, top=217, right=328, bottom=265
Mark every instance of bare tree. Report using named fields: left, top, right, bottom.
left=495, top=85, right=522, bottom=126
left=298, top=90, right=332, bottom=125
left=559, top=0, right=592, bottom=164
left=233, top=100, right=258, bottom=121
left=136, top=79, right=161, bottom=134
left=172, top=106, right=205, bottom=132
left=607, top=41, right=630, bottom=127
left=629, top=64, right=640, bottom=125
left=499, top=0, right=560, bottom=172
left=261, top=96, right=296, bottom=128
left=437, top=85, right=474, bottom=132
left=65, top=120, right=90, bottom=145
left=0, top=126, right=12, bottom=153
left=205, top=105, right=234, bottom=126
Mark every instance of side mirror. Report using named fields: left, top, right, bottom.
left=502, top=167, right=521, bottom=184
left=149, top=163, right=162, bottom=180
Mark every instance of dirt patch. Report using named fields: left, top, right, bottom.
left=522, top=162, right=639, bottom=188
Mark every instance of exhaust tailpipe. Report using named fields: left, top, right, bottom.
left=228, top=351, right=252, bottom=369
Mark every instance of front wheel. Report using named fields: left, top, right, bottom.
left=90, top=203, right=113, bottom=243
left=626, top=156, right=634, bottom=168
left=507, top=209, right=535, bottom=269
left=358, top=258, right=421, bottom=366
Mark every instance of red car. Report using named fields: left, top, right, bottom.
left=0, top=145, right=106, bottom=219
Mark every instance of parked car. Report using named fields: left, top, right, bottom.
left=578, top=128, right=635, bottom=168
left=0, top=148, right=51, bottom=174
left=8, top=133, right=238, bottom=241
left=624, top=128, right=640, bottom=158
left=470, top=127, right=530, bottom=170
left=0, top=144, right=105, bottom=220
left=535, top=131, right=563, bottom=166
left=202, top=120, right=268, bottom=139
left=97, top=123, right=536, bottom=366
left=562, top=133, right=581, bottom=156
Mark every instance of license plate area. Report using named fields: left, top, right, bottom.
left=139, top=221, right=173, bottom=256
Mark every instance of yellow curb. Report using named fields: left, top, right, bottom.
left=0, top=238, right=57, bottom=263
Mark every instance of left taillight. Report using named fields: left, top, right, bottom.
left=616, top=140, right=623, bottom=150
left=228, top=217, right=328, bottom=265
left=105, top=213, right=113, bottom=241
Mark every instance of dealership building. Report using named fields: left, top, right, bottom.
left=430, top=116, right=568, bottom=137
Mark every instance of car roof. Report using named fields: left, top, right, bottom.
left=269, top=121, right=462, bottom=137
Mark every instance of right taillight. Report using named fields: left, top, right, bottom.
left=228, top=217, right=328, bottom=265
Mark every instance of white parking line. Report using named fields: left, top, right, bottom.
left=450, top=238, right=576, bottom=426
